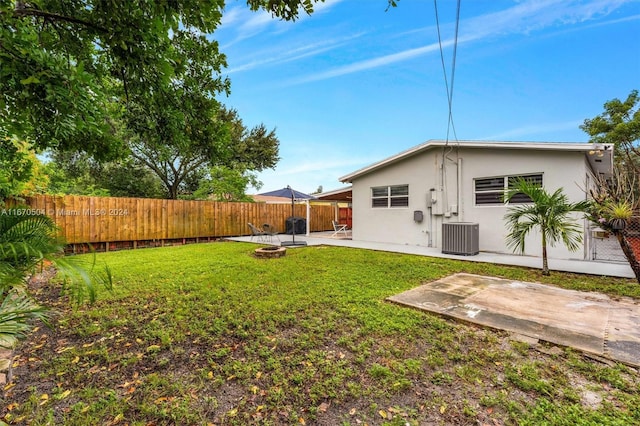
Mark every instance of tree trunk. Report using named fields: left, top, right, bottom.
left=614, top=230, right=640, bottom=283
left=541, top=237, right=549, bottom=275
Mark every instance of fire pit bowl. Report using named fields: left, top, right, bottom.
left=254, top=246, right=287, bottom=259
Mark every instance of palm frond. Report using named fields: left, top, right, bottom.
left=54, top=254, right=113, bottom=305
left=0, top=289, right=49, bottom=349
left=503, top=179, right=588, bottom=273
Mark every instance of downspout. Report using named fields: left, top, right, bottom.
left=427, top=189, right=434, bottom=247
left=457, top=157, right=463, bottom=221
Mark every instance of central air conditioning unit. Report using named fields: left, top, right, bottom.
left=442, top=222, right=479, bottom=255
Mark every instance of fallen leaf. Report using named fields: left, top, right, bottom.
left=298, top=417, right=306, bottom=425
left=439, top=405, right=446, bottom=414
left=111, top=413, right=124, bottom=424
left=72, top=356, right=80, bottom=364
left=56, top=346, right=74, bottom=354
left=349, top=408, right=356, bottom=415
left=40, top=394, right=49, bottom=400
left=318, top=402, right=330, bottom=412
left=378, top=410, right=387, bottom=418
left=57, top=390, right=71, bottom=400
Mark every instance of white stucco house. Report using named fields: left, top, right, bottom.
left=339, top=140, right=614, bottom=261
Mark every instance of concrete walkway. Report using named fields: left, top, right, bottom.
left=228, top=232, right=635, bottom=279
left=388, top=273, right=640, bottom=367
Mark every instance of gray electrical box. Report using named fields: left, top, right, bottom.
left=413, top=210, right=424, bottom=223
left=431, top=190, right=444, bottom=215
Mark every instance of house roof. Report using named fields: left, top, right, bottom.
left=314, top=186, right=352, bottom=201
left=339, top=139, right=614, bottom=182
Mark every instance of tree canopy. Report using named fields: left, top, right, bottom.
left=127, top=105, right=279, bottom=199
left=1, top=0, right=396, bottom=200
left=582, top=89, right=640, bottom=282
left=1, top=0, right=231, bottom=158
left=580, top=89, right=640, bottom=161
left=44, top=106, right=279, bottom=200
left=1, top=0, right=398, bottom=155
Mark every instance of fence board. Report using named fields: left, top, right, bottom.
left=12, top=195, right=335, bottom=245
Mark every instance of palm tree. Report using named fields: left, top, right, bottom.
left=504, top=179, right=590, bottom=275
left=0, top=209, right=111, bottom=349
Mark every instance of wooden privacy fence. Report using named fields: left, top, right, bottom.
left=7, top=195, right=335, bottom=251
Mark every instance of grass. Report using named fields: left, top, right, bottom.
left=2, top=242, right=639, bottom=425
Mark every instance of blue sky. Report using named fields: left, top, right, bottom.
left=215, top=0, right=640, bottom=195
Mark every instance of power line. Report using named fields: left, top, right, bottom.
left=434, top=0, right=461, bottom=145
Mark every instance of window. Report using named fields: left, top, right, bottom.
left=474, top=174, right=542, bottom=205
left=371, top=185, right=409, bottom=208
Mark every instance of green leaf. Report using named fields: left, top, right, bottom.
left=19, top=76, right=40, bottom=85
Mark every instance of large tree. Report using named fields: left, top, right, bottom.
left=581, top=89, right=640, bottom=282
left=126, top=103, right=279, bottom=199
left=45, top=106, right=279, bottom=200
left=44, top=151, right=165, bottom=198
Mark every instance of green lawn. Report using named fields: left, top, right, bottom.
left=3, top=242, right=639, bottom=425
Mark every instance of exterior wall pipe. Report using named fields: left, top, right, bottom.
left=457, top=157, right=463, bottom=221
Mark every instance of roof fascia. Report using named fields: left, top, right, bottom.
left=339, top=140, right=613, bottom=183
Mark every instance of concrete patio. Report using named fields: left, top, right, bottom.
left=227, top=232, right=635, bottom=279
left=388, top=273, right=640, bottom=367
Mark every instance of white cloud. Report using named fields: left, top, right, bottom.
left=285, top=39, right=458, bottom=85
left=226, top=32, right=366, bottom=74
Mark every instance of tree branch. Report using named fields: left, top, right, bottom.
left=10, top=7, right=107, bottom=33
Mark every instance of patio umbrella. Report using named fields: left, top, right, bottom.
left=258, top=186, right=316, bottom=246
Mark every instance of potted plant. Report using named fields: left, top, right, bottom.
left=606, top=200, right=633, bottom=230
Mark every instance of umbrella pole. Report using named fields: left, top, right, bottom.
left=291, top=192, right=295, bottom=243
left=276, top=185, right=308, bottom=247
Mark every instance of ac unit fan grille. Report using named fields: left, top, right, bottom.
left=442, top=223, right=479, bottom=255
